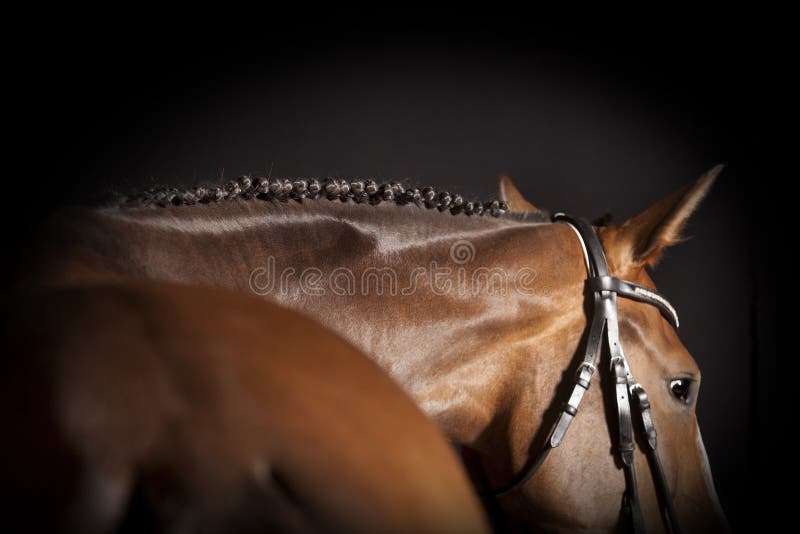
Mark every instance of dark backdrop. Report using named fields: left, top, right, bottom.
left=8, top=20, right=787, bottom=531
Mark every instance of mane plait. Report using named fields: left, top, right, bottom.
left=123, top=176, right=513, bottom=217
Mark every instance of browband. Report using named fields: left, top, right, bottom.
left=589, top=276, right=679, bottom=329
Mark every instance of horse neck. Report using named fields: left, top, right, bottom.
left=43, top=199, right=589, bottom=443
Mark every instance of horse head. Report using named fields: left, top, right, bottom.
left=485, top=167, right=728, bottom=532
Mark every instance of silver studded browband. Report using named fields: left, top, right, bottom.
left=589, top=276, right=680, bottom=329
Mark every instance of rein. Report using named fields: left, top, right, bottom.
left=487, top=213, right=681, bottom=534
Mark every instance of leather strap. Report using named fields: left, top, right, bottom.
left=631, top=384, right=683, bottom=534
left=486, top=213, right=681, bottom=534
left=590, top=276, right=679, bottom=329
left=490, top=290, right=604, bottom=496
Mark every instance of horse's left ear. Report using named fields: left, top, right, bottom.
left=601, top=165, right=723, bottom=271
left=498, top=175, right=538, bottom=214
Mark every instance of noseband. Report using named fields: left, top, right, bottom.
left=489, top=214, right=682, bottom=534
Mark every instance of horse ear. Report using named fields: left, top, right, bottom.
left=601, top=165, right=723, bottom=271
left=498, top=175, right=538, bottom=214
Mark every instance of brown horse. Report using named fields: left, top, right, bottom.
left=1, top=283, right=488, bottom=533
left=21, top=166, right=728, bottom=531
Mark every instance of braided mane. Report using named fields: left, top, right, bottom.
left=122, top=176, right=521, bottom=218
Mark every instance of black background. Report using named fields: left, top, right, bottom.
left=8, top=17, right=788, bottom=531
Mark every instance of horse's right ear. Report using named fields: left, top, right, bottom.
left=498, top=175, right=538, bottom=214
left=600, top=165, right=723, bottom=273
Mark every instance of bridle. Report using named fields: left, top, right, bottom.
left=488, top=214, right=682, bottom=534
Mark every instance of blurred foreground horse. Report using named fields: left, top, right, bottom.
left=1, top=284, right=487, bottom=533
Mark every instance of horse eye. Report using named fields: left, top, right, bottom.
left=669, top=379, right=692, bottom=403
